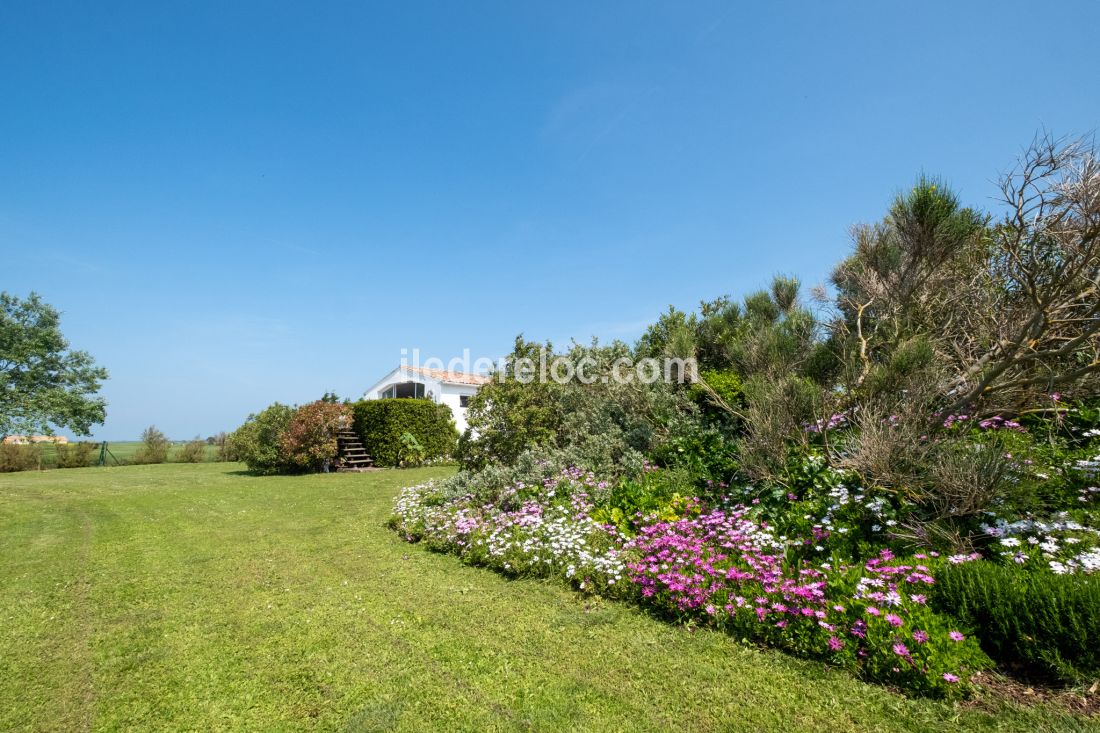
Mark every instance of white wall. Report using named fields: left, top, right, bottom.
left=439, top=383, right=479, bottom=434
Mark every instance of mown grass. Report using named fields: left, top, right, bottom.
left=0, top=464, right=1093, bottom=732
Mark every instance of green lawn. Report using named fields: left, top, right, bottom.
left=0, top=464, right=1093, bottom=732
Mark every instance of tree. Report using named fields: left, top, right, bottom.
left=0, top=292, right=108, bottom=436
left=830, top=134, right=1100, bottom=418
left=131, top=425, right=170, bottom=464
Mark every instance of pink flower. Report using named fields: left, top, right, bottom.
left=912, top=629, right=928, bottom=644
left=885, top=613, right=903, bottom=627
left=827, top=636, right=844, bottom=651
left=892, top=642, right=910, bottom=657
left=910, top=594, right=927, bottom=605
left=942, top=673, right=959, bottom=683
left=948, top=631, right=965, bottom=642
left=866, top=606, right=881, bottom=617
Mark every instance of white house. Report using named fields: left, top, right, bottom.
left=362, top=366, right=490, bottom=434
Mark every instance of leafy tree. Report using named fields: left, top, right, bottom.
left=0, top=292, right=108, bottom=436
left=457, top=337, right=568, bottom=469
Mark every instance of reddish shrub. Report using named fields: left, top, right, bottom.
left=280, top=401, right=351, bottom=472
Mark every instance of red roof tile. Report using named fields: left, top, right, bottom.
left=400, top=366, right=491, bottom=386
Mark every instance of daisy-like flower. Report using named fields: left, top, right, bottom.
left=866, top=606, right=881, bottom=617
left=948, top=631, right=964, bottom=642
left=912, top=629, right=928, bottom=644
left=942, top=673, right=959, bottom=683
left=827, top=636, right=844, bottom=651
left=885, top=613, right=903, bottom=627
left=892, top=642, right=910, bottom=657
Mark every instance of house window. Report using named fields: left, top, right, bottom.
left=380, top=382, right=425, bottom=399
left=459, top=396, right=470, bottom=408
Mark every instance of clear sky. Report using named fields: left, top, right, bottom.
left=3, top=1, right=1098, bottom=440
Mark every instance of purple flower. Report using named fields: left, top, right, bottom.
left=948, top=631, right=965, bottom=642
left=885, top=613, right=903, bottom=627
left=828, top=636, right=845, bottom=651
left=893, top=642, right=910, bottom=657
left=942, top=672, right=959, bottom=683
left=866, top=606, right=881, bottom=617
left=912, top=629, right=928, bottom=644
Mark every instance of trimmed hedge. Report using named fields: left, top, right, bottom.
left=932, top=562, right=1100, bottom=683
left=352, top=399, right=458, bottom=467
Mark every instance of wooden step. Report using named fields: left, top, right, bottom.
left=335, top=427, right=374, bottom=470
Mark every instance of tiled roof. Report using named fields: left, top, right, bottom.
left=400, top=366, right=491, bottom=386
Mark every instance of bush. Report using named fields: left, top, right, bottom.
left=352, top=399, right=458, bottom=467
left=131, top=426, right=170, bottom=465
left=280, top=401, right=350, bottom=472
left=0, top=443, right=40, bottom=472
left=688, top=368, right=744, bottom=411
left=932, top=562, right=1100, bottom=683
left=226, top=403, right=296, bottom=475
left=56, top=441, right=97, bottom=468
left=174, top=438, right=206, bottom=463
left=398, top=431, right=427, bottom=467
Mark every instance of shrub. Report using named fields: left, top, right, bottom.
left=226, top=403, right=296, bottom=474
left=55, top=441, right=97, bottom=468
left=280, top=401, right=350, bottom=472
left=688, top=368, right=744, bottom=412
left=398, top=431, right=427, bottom=467
left=131, top=425, right=170, bottom=465
left=0, top=443, right=40, bottom=472
left=932, top=562, right=1100, bottom=683
left=174, top=438, right=206, bottom=463
left=352, top=399, right=458, bottom=467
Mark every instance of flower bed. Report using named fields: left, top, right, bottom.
left=390, top=467, right=994, bottom=698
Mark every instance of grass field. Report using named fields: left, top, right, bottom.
left=0, top=464, right=1094, bottom=732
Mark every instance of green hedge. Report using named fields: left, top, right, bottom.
left=932, top=562, right=1100, bottom=683
left=352, top=399, right=458, bottom=467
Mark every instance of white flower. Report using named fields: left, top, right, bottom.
left=999, top=537, right=1021, bottom=547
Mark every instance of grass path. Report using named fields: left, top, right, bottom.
left=0, top=464, right=1093, bottom=732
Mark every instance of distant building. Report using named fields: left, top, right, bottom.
left=363, top=366, right=491, bottom=434
left=3, top=435, right=69, bottom=445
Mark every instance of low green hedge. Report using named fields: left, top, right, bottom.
left=932, top=562, right=1100, bottom=683
left=352, top=399, right=458, bottom=467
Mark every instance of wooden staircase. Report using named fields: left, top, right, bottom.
left=335, top=428, right=374, bottom=472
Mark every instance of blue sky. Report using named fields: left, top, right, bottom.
left=3, top=1, right=1098, bottom=440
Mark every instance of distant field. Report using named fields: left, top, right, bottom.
left=29, top=441, right=221, bottom=468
